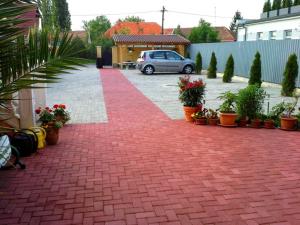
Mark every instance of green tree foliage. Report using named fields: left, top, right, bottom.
left=248, top=52, right=262, bottom=87
left=263, top=0, right=272, bottom=12
left=83, top=16, right=111, bottom=45
left=195, top=52, right=202, bottom=74
left=207, top=52, right=217, bottom=79
left=174, top=25, right=185, bottom=37
left=223, top=55, right=235, bottom=83
left=281, top=54, right=299, bottom=96
left=272, top=0, right=282, bottom=10
left=294, top=0, right=300, bottom=6
left=229, top=11, right=243, bottom=39
left=52, top=0, right=71, bottom=31
left=38, top=0, right=52, bottom=30
left=188, top=19, right=219, bottom=43
left=282, top=0, right=293, bottom=7
left=117, top=16, right=145, bottom=23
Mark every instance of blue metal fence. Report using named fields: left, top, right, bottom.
left=189, top=40, right=300, bottom=87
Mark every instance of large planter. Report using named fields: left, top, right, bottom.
left=219, top=113, right=238, bottom=126
left=45, top=125, right=60, bottom=145
left=280, top=117, right=298, bottom=131
left=183, top=106, right=199, bottom=122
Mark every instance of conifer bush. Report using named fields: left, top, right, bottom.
left=195, top=52, right=202, bottom=74
left=223, top=54, right=234, bottom=83
left=207, top=52, right=217, bottom=79
left=248, top=52, right=262, bottom=87
left=281, top=53, right=299, bottom=96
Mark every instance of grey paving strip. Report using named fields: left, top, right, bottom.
left=121, top=69, right=300, bottom=120
left=46, top=64, right=108, bottom=124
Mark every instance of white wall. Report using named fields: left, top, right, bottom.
left=238, top=16, right=300, bottom=41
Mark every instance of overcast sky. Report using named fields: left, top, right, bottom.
left=68, top=0, right=266, bottom=31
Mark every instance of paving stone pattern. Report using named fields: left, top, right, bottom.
left=1, top=69, right=300, bottom=225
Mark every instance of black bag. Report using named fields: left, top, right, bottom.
left=10, top=130, right=38, bottom=157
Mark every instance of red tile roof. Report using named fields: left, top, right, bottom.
left=105, top=22, right=162, bottom=38
left=165, top=26, right=235, bottom=42
left=112, top=34, right=190, bottom=45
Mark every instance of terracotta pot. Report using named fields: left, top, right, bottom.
left=264, top=119, right=275, bottom=129
left=219, top=113, right=238, bottom=126
left=280, top=117, right=297, bottom=130
left=251, top=119, right=262, bottom=128
left=45, top=125, right=60, bottom=145
left=238, top=119, right=248, bottom=127
left=208, top=118, right=219, bottom=126
left=183, top=106, right=198, bottom=122
left=195, top=117, right=207, bottom=125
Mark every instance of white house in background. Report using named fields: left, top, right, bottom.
left=237, top=6, right=300, bottom=41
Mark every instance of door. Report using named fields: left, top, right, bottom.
left=165, top=51, right=182, bottom=72
left=102, top=48, right=112, bottom=66
left=151, top=51, right=167, bottom=72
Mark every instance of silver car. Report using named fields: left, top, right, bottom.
left=136, top=50, right=195, bottom=75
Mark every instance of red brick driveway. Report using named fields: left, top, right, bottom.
left=1, top=69, right=300, bottom=225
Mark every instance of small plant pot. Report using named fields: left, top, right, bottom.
left=280, top=117, right=297, bottom=130
left=208, top=118, right=219, bottom=126
left=251, top=119, right=262, bottom=128
left=219, top=113, right=238, bottom=127
left=183, top=106, right=199, bottom=122
left=195, top=117, right=207, bottom=125
left=264, top=119, right=275, bottom=129
left=238, top=119, right=248, bottom=127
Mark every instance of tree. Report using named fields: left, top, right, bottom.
left=248, top=52, right=262, bottom=87
left=263, top=0, right=272, bottom=12
left=282, top=0, right=293, bottom=7
left=229, top=11, right=243, bottom=39
left=117, top=16, right=145, bottom=23
left=174, top=25, right=185, bottom=37
left=195, top=52, right=202, bottom=74
left=272, top=0, right=282, bottom=10
left=294, top=0, right=300, bottom=6
left=52, top=0, right=71, bottom=31
left=207, top=52, right=217, bottom=79
left=188, top=19, right=219, bottom=43
left=281, top=54, right=299, bottom=96
left=223, top=55, right=235, bottom=83
left=83, top=16, right=111, bottom=44
left=0, top=0, right=85, bottom=122
left=38, top=0, right=52, bottom=30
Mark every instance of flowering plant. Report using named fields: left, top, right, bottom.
left=178, top=75, right=205, bottom=107
left=35, top=106, right=55, bottom=124
left=53, top=104, right=70, bottom=123
left=191, top=108, right=208, bottom=120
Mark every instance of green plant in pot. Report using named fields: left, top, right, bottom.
left=236, top=85, right=267, bottom=128
left=207, top=108, right=219, bottom=125
left=178, top=75, right=206, bottom=122
left=191, top=108, right=208, bottom=125
left=279, top=95, right=299, bottom=130
left=218, top=91, right=238, bottom=126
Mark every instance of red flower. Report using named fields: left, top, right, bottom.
left=60, top=104, right=66, bottom=109
left=53, top=104, right=59, bottom=109
left=45, top=107, right=50, bottom=110
left=35, top=109, right=41, bottom=114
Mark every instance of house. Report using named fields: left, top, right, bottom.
left=164, top=27, right=235, bottom=42
left=237, top=6, right=300, bottom=41
left=104, top=22, right=162, bottom=38
left=111, top=34, right=190, bottom=67
left=17, top=2, right=40, bottom=32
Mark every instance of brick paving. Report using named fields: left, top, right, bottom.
left=1, top=69, right=300, bottom=225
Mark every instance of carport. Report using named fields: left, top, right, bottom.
left=111, top=34, right=191, bottom=68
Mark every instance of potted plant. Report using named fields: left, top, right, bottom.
left=191, top=108, right=208, bottom=125
left=178, top=75, right=206, bottom=122
left=35, top=106, right=63, bottom=145
left=53, top=104, right=70, bottom=125
left=236, top=85, right=266, bottom=128
left=218, top=91, right=238, bottom=126
left=207, top=108, right=219, bottom=125
left=280, top=95, right=299, bottom=130
left=263, top=113, right=276, bottom=129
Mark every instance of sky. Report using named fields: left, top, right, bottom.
left=68, top=0, right=266, bottom=31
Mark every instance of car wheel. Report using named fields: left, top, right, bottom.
left=143, top=65, right=154, bottom=75
left=183, top=65, right=193, bottom=74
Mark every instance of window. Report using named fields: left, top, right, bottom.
left=152, top=51, right=166, bottom=59
left=284, top=29, right=292, bottom=39
left=166, top=51, right=181, bottom=60
left=269, top=31, right=276, bottom=40
left=257, top=32, right=263, bottom=40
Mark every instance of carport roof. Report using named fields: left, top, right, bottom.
left=112, top=34, right=191, bottom=45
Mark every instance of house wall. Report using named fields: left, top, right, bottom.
left=238, top=16, right=300, bottom=41
left=189, top=40, right=300, bottom=87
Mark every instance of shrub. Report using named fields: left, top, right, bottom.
left=70, top=36, right=89, bottom=58
left=195, top=52, right=202, bottom=74
left=236, top=85, right=266, bottom=120
left=281, top=53, right=298, bottom=96
left=207, top=52, right=217, bottom=79
left=248, top=52, right=262, bottom=87
left=223, top=54, right=234, bottom=83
